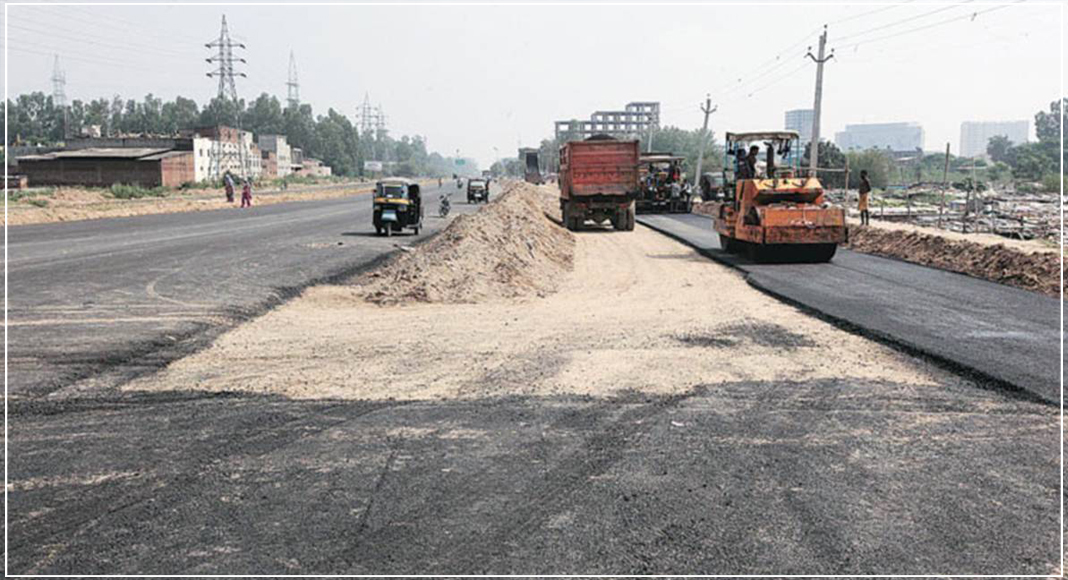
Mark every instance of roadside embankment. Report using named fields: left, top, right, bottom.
left=847, top=221, right=1063, bottom=298
left=5, top=178, right=432, bottom=226
left=350, top=181, right=574, bottom=304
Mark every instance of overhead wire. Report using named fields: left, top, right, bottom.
left=834, top=0, right=975, bottom=43
left=834, top=0, right=1029, bottom=52
left=5, top=20, right=198, bottom=61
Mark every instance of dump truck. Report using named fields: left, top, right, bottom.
left=709, top=131, right=846, bottom=262
left=558, top=136, right=638, bottom=231
left=636, top=153, right=693, bottom=214
left=519, top=148, right=543, bottom=184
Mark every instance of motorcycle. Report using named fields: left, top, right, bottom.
left=439, top=192, right=451, bottom=217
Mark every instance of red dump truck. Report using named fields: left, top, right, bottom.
left=558, top=137, right=639, bottom=231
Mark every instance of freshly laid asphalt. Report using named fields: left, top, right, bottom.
left=637, top=212, right=1062, bottom=405
left=7, top=181, right=476, bottom=400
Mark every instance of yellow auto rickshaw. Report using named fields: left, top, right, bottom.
left=373, top=178, right=423, bottom=236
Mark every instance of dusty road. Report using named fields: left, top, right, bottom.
left=7, top=181, right=477, bottom=400
left=10, top=216, right=1059, bottom=574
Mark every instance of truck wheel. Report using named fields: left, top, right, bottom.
left=625, top=205, right=636, bottom=231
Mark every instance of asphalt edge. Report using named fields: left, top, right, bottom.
left=636, top=216, right=1056, bottom=407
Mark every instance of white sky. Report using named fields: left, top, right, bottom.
left=4, top=1, right=1064, bottom=166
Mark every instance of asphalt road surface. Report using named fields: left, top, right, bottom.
left=7, top=181, right=477, bottom=399
left=6, top=190, right=1060, bottom=575
left=637, top=212, right=1061, bottom=405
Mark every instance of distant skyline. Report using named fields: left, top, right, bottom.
left=5, top=2, right=1063, bottom=166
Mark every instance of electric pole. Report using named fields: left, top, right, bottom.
left=51, top=55, right=68, bottom=139
left=286, top=50, right=300, bottom=110
left=805, top=26, right=834, bottom=178
left=206, top=14, right=248, bottom=180
left=693, top=94, right=717, bottom=187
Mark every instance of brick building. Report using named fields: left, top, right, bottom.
left=17, top=148, right=195, bottom=188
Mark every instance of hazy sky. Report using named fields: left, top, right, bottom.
left=4, top=1, right=1064, bottom=166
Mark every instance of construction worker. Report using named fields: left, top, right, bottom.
left=858, top=170, right=871, bottom=226
left=745, top=145, right=760, bottom=179
left=735, top=148, right=749, bottom=179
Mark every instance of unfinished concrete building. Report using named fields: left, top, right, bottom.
left=555, top=101, right=660, bottom=141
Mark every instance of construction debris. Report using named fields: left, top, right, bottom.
left=353, top=181, right=574, bottom=304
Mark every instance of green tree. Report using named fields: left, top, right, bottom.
left=986, top=134, right=1013, bottom=163
left=845, top=149, right=893, bottom=189
left=802, top=141, right=847, bottom=188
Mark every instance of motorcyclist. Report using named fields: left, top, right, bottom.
left=439, top=190, right=451, bottom=217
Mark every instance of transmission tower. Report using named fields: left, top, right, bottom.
left=286, top=50, right=300, bottom=110
left=357, top=94, right=386, bottom=161
left=357, top=93, right=378, bottom=135
left=205, top=15, right=248, bottom=180
left=51, top=55, right=68, bottom=138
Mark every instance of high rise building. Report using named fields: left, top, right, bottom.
left=835, top=122, right=924, bottom=152
left=959, top=120, right=1029, bottom=158
left=784, top=109, right=814, bottom=145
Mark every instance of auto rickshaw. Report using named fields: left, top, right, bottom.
left=373, top=178, right=423, bottom=236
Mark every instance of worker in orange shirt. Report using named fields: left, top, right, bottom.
left=858, top=170, right=871, bottom=226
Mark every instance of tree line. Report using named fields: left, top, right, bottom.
left=3, top=92, right=478, bottom=178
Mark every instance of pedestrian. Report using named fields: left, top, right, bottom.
left=241, top=179, right=253, bottom=208
left=858, top=170, right=871, bottom=226
left=224, top=173, right=235, bottom=203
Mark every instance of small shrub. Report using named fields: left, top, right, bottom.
left=27, top=198, right=49, bottom=208
left=109, top=183, right=168, bottom=199
left=1041, top=173, right=1063, bottom=193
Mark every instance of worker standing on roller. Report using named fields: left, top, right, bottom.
left=858, top=170, right=871, bottom=226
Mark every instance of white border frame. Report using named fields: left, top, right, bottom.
left=2, top=2, right=1059, bottom=576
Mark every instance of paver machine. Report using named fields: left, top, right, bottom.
left=636, top=153, right=694, bottom=214
left=709, top=131, right=846, bottom=262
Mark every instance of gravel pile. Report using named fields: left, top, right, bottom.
left=354, top=181, right=574, bottom=304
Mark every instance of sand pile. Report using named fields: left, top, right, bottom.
left=848, top=225, right=1063, bottom=298
left=353, top=182, right=574, bottom=304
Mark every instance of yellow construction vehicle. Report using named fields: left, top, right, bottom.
left=709, top=131, right=847, bottom=262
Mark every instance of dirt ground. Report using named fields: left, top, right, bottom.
left=849, top=217, right=1058, bottom=255
left=130, top=219, right=972, bottom=401
left=847, top=221, right=1063, bottom=298
left=5, top=180, right=380, bottom=226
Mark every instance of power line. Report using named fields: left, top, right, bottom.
left=45, top=4, right=209, bottom=46
left=834, top=0, right=975, bottom=43
left=827, top=0, right=917, bottom=26
left=19, top=5, right=206, bottom=54
left=4, top=45, right=160, bottom=74
left=834, top=0, right=1027, bottom=52
left=5, top=21, right=195, bottom=61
